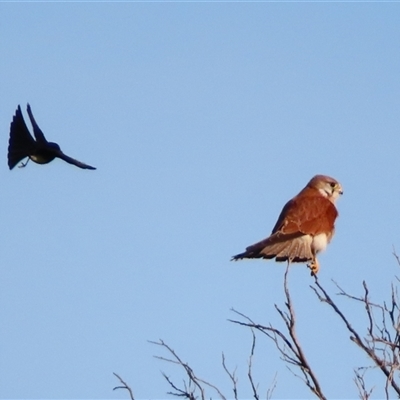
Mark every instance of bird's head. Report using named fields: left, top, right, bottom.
left=308, top=175, right=343, bottom=202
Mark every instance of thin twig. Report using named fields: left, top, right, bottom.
left=161, top=372, right=196, bottom=400
left=247, top=330, right=259, bottom=400
left=221, top=352, right=238, bottom=400
left=353, top=367, right=374, bottom=400
left=311, top=277, right=400, bottom=397
left=266, top=372, right=278, bottom=400
left=230, top=263, right=327, bottom=400
left=113, top=372, right=135, bottom=400
left=150, top=339, right=227, bottom=400
left=392, top=247, right=400, bottom=268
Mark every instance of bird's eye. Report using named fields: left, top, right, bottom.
left=330, top=182, right=336, bottom=188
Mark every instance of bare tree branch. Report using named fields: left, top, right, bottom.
left=221, top=352, right=238, bottom=400
left=247, top=330, right=260, bottom=400
left=149, top=339, right=227, bottom=400
left=113, top=372, right=135, bottom=400
left=392, top=246, right=400, bottom=268
left=114, top=251, right=400, bottom=399
left=266, top=372, right=278, bottom=400
left=353, top=367, right=374, bottom=400
left=230, top=263, right=327, bottom=400
left=160, top=372, right=196, bottom=400
left=311, top=274, right=400, bottom=398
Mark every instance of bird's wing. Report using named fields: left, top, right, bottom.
left=232, top=195, right=338, bottom=261
left=55, top=150, right=96, bottom=170
left=272, top=195, right=338, bottom=237
left=8, top=105, right=36, bottom=169
left=26, top=103, right=47, bottom=143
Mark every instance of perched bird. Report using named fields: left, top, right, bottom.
left=8, top=104, right=96, bottom=170
left=232, top=175, right=343, bottom=274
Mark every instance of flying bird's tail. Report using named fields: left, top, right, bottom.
left=8, top=106, right=36, bottom=170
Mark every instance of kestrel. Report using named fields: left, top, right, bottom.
left=8, top=104, right=96, bottom=170
left=232, top=175, right=343, bottom=274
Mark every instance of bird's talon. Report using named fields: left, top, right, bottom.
left=307, top=260, right=319, bottom=276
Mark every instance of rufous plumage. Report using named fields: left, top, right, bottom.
left=232, top=175, right=343, bottom=274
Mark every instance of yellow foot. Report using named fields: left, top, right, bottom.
left=307, top=259, right=319, bottom=276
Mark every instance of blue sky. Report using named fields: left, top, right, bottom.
left=1, top=2, right=400, bottom=399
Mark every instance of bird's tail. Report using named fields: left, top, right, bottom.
left=231, top=233, right=312, bottom=262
